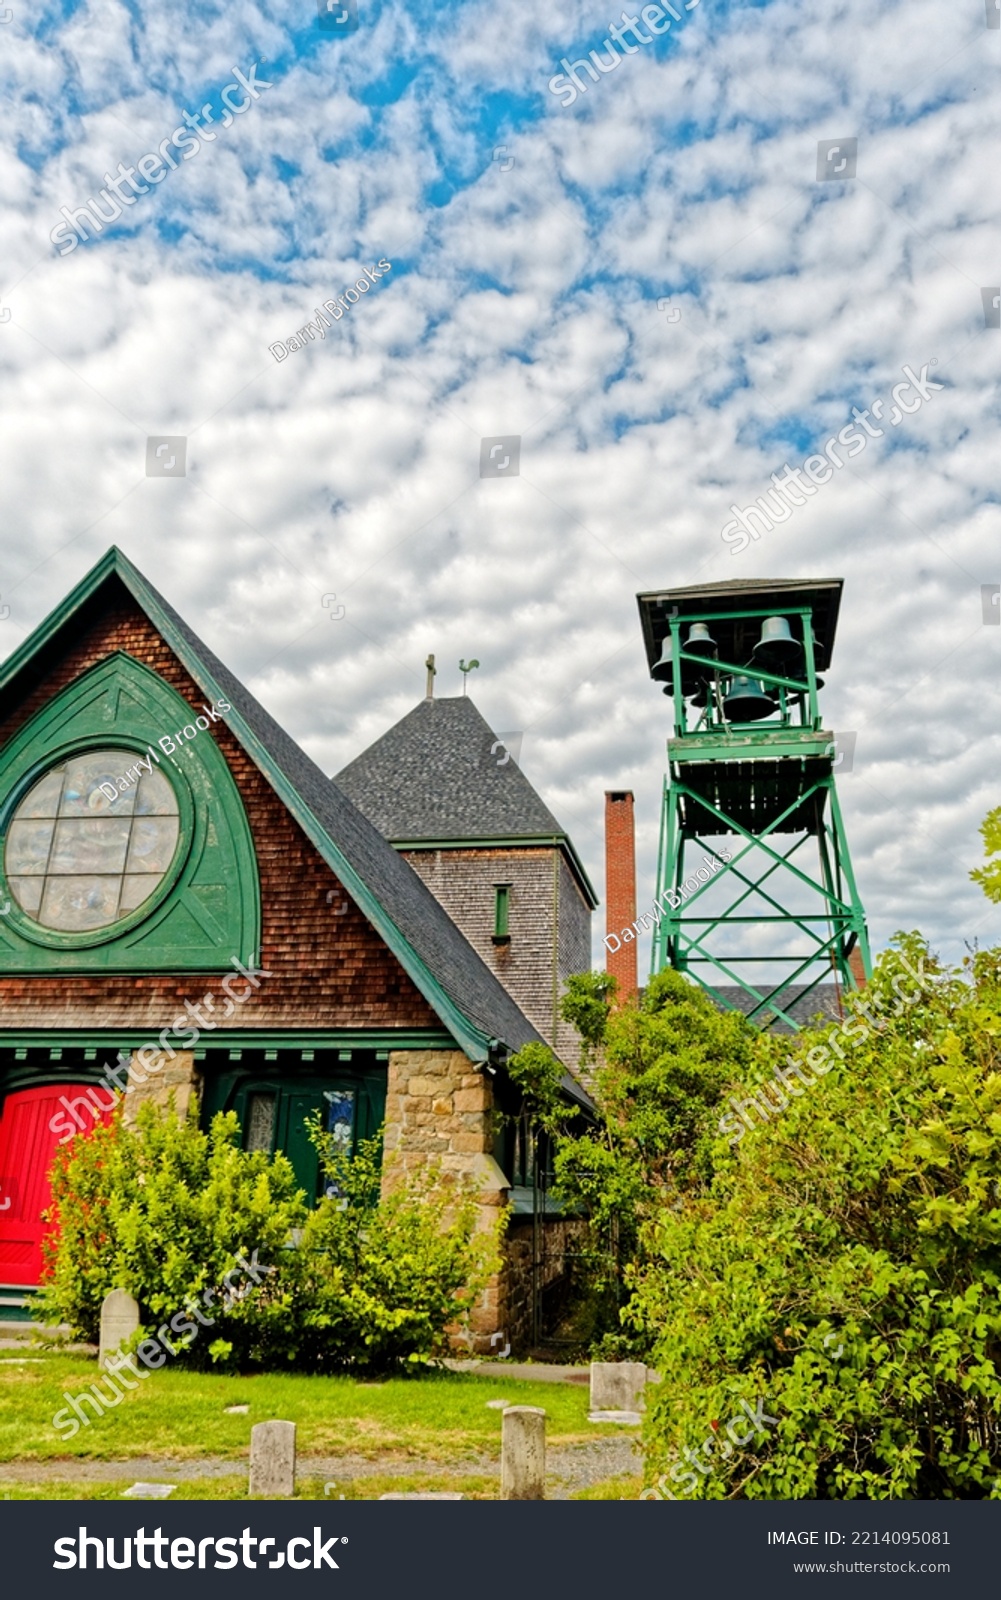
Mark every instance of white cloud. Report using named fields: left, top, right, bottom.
left=0, top=0, right=999, bottom=996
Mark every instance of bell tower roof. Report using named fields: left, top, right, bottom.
left=637, top=578, right=843, bottom=678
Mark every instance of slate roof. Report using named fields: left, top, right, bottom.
left=335, top=696, right=598, bottom=906
left=710, top=985, right=846, bottom=1032
left=0, top=549, right=592, bottom=1108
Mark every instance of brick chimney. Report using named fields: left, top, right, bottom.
left=848, top=943, right=867, bottom=989
left=604, top=791, right=638, bottom=1001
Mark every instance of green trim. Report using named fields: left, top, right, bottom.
left=0, top=549, right=506, bottom=1060
left=493, top=883, right=511, bottom=940
left=117, top=557, right=496, bottom=1061
left=0, top=1028, right=456, bottom=1051
left=669, top=730, right=834, bottom=763
left=393, top=835, right=599, bottom=909
left=0, top=653, right=260, bottom=972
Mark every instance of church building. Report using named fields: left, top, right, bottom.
left=0, top=548, right=596, bottom=1351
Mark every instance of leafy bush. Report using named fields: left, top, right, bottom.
left=39, top=1101, right=308, bottom=1358
left=40, top=1101, right=500, bottom=1372
left=507, top=968, right=759, bottom=1355
left=293, top=1119, right=500, bottom=1370
left=629, top=937, right=1001, bottom=1499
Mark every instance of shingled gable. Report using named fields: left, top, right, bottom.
left=334, top=695, right=597, bottom=908
left=0, top=547, right=590, bottom=1103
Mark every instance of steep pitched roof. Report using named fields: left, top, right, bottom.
left=0, top=549, right=591, bottom=1106
left=335, top=696, right=598, bottom=907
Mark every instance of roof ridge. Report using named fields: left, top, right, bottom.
left=0, top=549, right=592, bottom=1106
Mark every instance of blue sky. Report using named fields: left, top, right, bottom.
left=1, top=0, right=1000, bottom=978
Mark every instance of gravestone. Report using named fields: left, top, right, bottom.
left=99, top=1289, right=140, bottom=1370
left=589, top=1360, right=648, bottom=1414
left=249, top=1420, right=296, bottom=1498
left=500, top=1405, right=545, bottom=1500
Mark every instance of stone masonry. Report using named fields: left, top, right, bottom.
left=383, top=1047, right=511, bottom=1351
left=121, top=1049, right=201, bottom=1128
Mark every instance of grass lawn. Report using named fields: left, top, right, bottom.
left=0, top=1352, right=600, bottom=1467
left=0, top=1474, right=502, bottom=1500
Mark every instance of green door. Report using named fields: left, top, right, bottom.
left=240, top=1083, right=362, bottom=1202
left=278, top=1090, right=325, bottom=1201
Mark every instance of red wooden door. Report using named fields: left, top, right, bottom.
left=0, top=1083, right=115, bottom=1287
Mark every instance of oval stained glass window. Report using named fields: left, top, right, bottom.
left=4, top=750, right=180, bottom=931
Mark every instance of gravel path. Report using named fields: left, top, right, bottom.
left=0, top=1436, right=640, bottom=1498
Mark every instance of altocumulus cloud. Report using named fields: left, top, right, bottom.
left=0, top=0, right=996, bottom=979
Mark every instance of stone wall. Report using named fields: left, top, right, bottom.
left=121, top=1049, right=201, bottom=1128
left=384, top=1047, right=509, bottom=1351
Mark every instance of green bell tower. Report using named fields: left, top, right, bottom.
left=637, top=578, right=870, bottom=1031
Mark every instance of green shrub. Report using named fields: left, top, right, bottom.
left=293, top=1120, right=501, bottom=1370
left=508, top=968, right=760, bottom=1356
left=628, top=938, right=1001, bottom=1499
left=39, top=1100, right=500, bottom=1372
left=39, top=1100, right=308, bottom=1358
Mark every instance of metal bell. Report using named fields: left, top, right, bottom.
left=684, top=621, right=717, bottom=658
left=651, top=634, right=676, bottom=682
left=751, top=615, right=803, bottom=671
left=652, top=621, right=716, bottom=691
left=722, top=675, right=775, bottom=723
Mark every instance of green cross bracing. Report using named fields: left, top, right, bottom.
left=636, top=579, right=870, bottom=1032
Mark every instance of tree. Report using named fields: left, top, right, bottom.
left=507, top=968, right=760, bottom=1352
left=971, top=807, right=1001, bottom=903
left=628, top=936, right=1001, bottom=1499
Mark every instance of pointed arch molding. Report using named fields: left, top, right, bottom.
left=0, top=653, right=260, bottom=972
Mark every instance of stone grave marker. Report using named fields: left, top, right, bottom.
left=589, top=1360, right=648, bottom=1418
left=249, top=1419, right=296, bottom=1497
left=500, top=1405, right=545, bottom=1500
left=99, top=1289, right=140, bottom=1370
